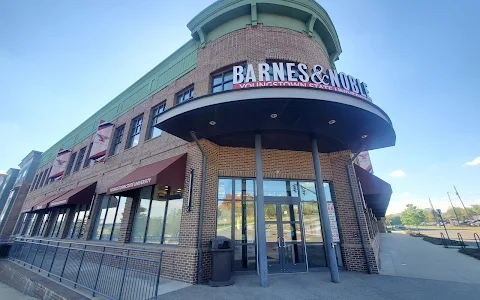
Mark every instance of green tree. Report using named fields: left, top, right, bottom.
left=443, top=207, right=468, bottom=222
left=400, top=204, right=427, bottom=232
left=423, top=208, right=437, bottom=223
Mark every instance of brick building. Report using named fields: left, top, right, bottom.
left=14, top=0, right=394, bottom=285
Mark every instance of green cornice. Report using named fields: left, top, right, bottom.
left=39, top=39, right=200, bottom=167
left=187, top=0, right=342, bottom=63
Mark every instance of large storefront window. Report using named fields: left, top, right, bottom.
left=92, top=195, right=126, bottom=241
left=217, top=178, right=256, bottom=271
left=0, top=188, right=18, bottom=226
left=50, top=208, right=66, bottom=238
left=67, top=204, right=90, bottom=239
left=36, top=212, right=50, bottom=237
left=217, top=178, right=336, bottom=271
left=131, top=185, right=183, bottom=244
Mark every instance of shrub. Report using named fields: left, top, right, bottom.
left=459, top=248, right=480, bottom=260
left=422, top=236, right=465, bottom=247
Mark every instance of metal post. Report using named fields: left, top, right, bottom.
left=48, top=242, right=60, bottom=277
left=92, top=252, right=105, bottom=297
left=255, top=134, right=268, bottom=287
left=437, top=212, right=450, bottom=240
left=154, top=252, right=163, bottom=300
left=24, top=241, right=33, bottom=266
left=118, top=255, right=129, bottom=300
left=39, top=242, right=49, bottom=272
left=31, top=241, right=40, bottom=269
left=74, top=245, right=87, bottom=287
left=447, top=192, right=460, bottom=225
left=454, top=186, right=470, bottom=219
left=311, top=139, right=340, bottom=283
left=59, top=243, right=72, bottom=282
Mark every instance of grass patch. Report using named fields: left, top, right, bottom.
left=459, top=248, right=480, bottom=260
left=422, top=236, right=466, bottom=247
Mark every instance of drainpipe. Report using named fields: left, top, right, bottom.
left=190, top=131, right=206, bottom=284
left=345, top=146, right=373, bottom=274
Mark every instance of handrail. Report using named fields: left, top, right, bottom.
left=13, top=236, right=162, bottom=255
left=440, top=232, right=449, bottom=248
left=474, top=233, right=480, bottom=249
left=9, top=238, right=164, bottom=300
left=457, top=233, right=466, bottom=249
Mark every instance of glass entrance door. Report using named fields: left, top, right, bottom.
left=265, top=202, right=307, bottom=273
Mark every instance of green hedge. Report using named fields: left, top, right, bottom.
left=459, top=248, right=480, bottom=260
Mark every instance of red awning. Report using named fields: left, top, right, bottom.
left=49, top=182, right=97, bottom=208
left=107, top=154, right=187, bottom=196
left=27, top=193, right=62, bottom=212
left=354, top=164, right=392, bottom=217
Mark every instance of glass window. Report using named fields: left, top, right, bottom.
left=30, top=174, right=39, bottom=192
left=64, top=152, right=77, bottom=177
left=67, top=204, right=90, bottom=239
left=217, top=179, right=233, bottom=200
left=110, top=125, right=125, bottom=156
left=217, top=200, right=232, bottom=239
left=14, top=213, right=27, bottom=235
left=92, top=195, right=127, bottom=241
left=83, top=143, right=95, bottom=168
left=45, top=167, right=53, bottom=186
left=146, top=104, right=165, bottom=140
left=50, top=209, right=66, bottom=238
left=27, top=213, right=39, bottom=236
left=176, top=86, right=194, bottom=104
left=21, top=214, right=35, bottom=235
left=264, top=180, right=288, bottom=197
left=39, top=168, right=50, bottom=188
left=74, top=147, right=86, bottom=172
left=127, top=115, right=143, bottom=148
left=131, top=185, right=183, bottom=244
left=37, top=212, right=50, bottom=236
left=0, top=188, right=18, bottom=225
left=211, top=69, right=234, bottom=93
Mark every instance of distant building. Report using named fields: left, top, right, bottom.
left=0, top=168, right=19, bottom=220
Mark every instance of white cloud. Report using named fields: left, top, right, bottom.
left=403, top=192, right=410, bottom=197
left=389, top=170, right=406, bottom=177
left=0, top=170, right=6, bottom=175
left=464, top=156, right=480, bottom=166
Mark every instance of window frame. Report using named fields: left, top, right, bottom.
left=211, top=69, right=234, bottom=93
left=30, top=174, right=39, bottom=192
left=175, top=86, right=194, bottom=104
left=67, top=204, right=90, bottom=239
left=109, top=124, right=125, bottom=156
left=146, top=103, right=166, bottom=140
left=83, top=143, right=94, bottom=168
left=74, top=147, right=87, bottom=172
left=49, top=208, right=66, bottom=238
left=91, top=195, right=127, bottom=242
left=126, top=115, right=143, bottom=149
left=64, top=151, right=77, bottom=177
left=130, top=185, right=183, bottom=245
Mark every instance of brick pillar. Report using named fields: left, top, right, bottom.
left=118, top=197, right=136, bottom=244
left=84, top=194, right=103, bottom=241
left=328, top=151, right=379, bottom=273
left=58, top=207, right=75, bottom=239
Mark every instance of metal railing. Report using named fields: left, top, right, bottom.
left=474, top=233, right=480, bottom=249
left=9, top=237, right=164, bottom=300
left=457, top=233, right=466, bottom=249
left=440, top=232, right=448, bottom=248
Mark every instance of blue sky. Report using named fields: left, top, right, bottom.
left=1, top=0, right=479, bottom=214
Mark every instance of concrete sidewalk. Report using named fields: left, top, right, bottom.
left=379, top=231, right=480, bottom=284
left=0, top=281, right=36, bottom=300
left=159, top=271, right=480, bottom=300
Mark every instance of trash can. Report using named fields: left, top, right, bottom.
left=209, top=236, right=234, bottom=287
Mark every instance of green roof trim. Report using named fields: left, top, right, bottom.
left=187, top=0, right=341, bottom=63
left=39, top=39, right=199, bottom=167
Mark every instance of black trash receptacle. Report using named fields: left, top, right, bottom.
left=209, top=236, right=234, bottom=287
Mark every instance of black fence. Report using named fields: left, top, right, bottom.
left=9, top=237, right=164, bottom=300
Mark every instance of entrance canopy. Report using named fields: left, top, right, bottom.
left=26, top=182, right=97, bottom=212
left=107, top=154, right=187, bottom=197
left=154, top=87, right=396, bottom=152
left=354, top=164, right=392, bottom=217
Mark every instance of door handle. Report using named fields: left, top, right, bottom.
left=281, top=237, right=286, bottom=248
left=277, top=237, right=282, bottom=248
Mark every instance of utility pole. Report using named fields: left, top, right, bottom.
left=454, top=185, right=470, bottom=219
left=429, top=198, right=439, bottom=225
left=447, top=192, right=460, bottom=225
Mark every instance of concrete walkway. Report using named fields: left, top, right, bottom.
left=0, top=281, right=36, bottom=300
left=380, top=231, right=480, bottom=284
left=159, top=271, right=480, bottom=300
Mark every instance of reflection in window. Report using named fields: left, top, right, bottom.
left=176, top=86, right=194, bottom=104
left=216, top=178, right=256, bottom=271
left=212, top=69, right=234, bottom=93
left=67, top=204, right=90, bottom=239
left=37, top=212, right=50, bottom=237
left=146, top=103, right=165, bottom=140
left=50, top=209, right=66, bottom=238
left=92, top=195, right=126, bottom=241
left=131, top=185, right=183, bottom=244
left=127, top=116, right=143, bottom=148
left=110, top=125, right=125, bottom=156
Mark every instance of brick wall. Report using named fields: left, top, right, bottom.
left=15, top=25, right=381, bottom=283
